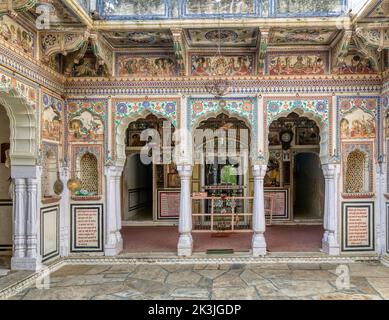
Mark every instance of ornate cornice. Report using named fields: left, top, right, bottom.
left=63, top=75, right=382, bottom=96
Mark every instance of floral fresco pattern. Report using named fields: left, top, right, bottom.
left=190, top=98, right=256, bottom=127
left=266, top=98, right=329, bottom=126
left=114, top=99, right=179, bottom=128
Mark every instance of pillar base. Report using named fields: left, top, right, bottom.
left=381, top=256, right=389, bottom=268
left=252, top=233, right=267, bottom=257
left=11, top=257, right=41, bottom=271
left=322, top=237, right=340, bottom=256
left=104, top=239, right=123, bottom=256
left=177, top=234, right=193, bottom=257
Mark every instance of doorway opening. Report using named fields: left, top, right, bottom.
left=123, top=153, right=153, bottom=222
left=266, top=112, right=324, bottom=252
left=0, top=104, right=12, bottom=258
left=293, top=153, right=325, bottom=221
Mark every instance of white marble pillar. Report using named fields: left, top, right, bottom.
left=59, top=166, right=70, bottom=257
left=322, top=163, right=340, bottom=255
left=252, top=164, right=267, bottom=256
left=12, top=178, right=26, bottom=260
left=104, top=166, right=123, bottom=256
left=177, top=165, right=193, bottom=256
left=11, top=166, right=42, bottom=271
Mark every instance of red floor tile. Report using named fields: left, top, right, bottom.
left=121, top=225, right=323, bottom=253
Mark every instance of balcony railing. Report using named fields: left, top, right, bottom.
left=192, top=195, right=253, bottom=233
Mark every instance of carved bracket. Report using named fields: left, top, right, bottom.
left=0, top=0, right=37, bottom=16
left=331, top=29, right=353, bottom=70
left=171, top=28, right=187, bottom=77
left=356, top=26, right=389, bottom=52
left=258, top=29, right=269, bottom=76
left=353, top=33, right=382, bottom=72
left=40, top=31, right=90, bottom=63
left=90, top=32, right=113, bottom=77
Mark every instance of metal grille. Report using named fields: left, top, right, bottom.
left=345, top=150, right=365, bottom=194
left=80, top=153, right=98, bottom=194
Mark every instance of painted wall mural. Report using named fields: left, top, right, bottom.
left=98, top=0, right=171, bottom=19
left=0, top=15, right=35, bottom=58
left=269, top=28, right=338, bottom=45
left=116, top=54, right=177, bottom=77
left=41, top=92, right=63, bottom=142
left=266, top=51, right=328, bottom=75
left=66, top=99, right=108, bottom=143
left=190, top=53, right=255, bottom=76
left=334, top=53, right=378, bottom=74
left=339, top=98, right=378, bottom=140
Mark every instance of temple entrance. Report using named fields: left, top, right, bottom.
left=191, top=113, right=252, bottom=252
left=0, top=105, right=12, bottom=255
left=266, top=112, right=324, bottom=252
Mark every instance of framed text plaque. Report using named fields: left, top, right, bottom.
left=71, top=204, right=103, bottom=252
left=40, top=205, right=59, bottom=261
left=342, top=202, right=374, bottom=252
left=264, top=188, right=289, bottom=220
left=158, top=190, right=180, bottom=220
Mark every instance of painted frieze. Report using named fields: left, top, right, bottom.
left=116, top=53, right=177, bottom=77
left=0, top=15, right=35, bottom=58
left=269, top=28, right=338, bottom=45
left=266, top=51, right=328, bottom=75
left=186, top=28, right=259, bottom=47
left=190, top=53, right=255, bottom=77
left=334, top=52, right=378, bottom=74
left=274, top=0, right=345, bottom=16
left=180, top=0, right=257, bottom=18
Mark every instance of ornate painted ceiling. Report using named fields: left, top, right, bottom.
left=0, top=0, right=388, bottom=78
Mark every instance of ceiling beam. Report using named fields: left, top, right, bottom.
left=62, top=0, right=93, bottom=29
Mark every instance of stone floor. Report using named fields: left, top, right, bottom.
left=6, top=261, right=389, bottom=300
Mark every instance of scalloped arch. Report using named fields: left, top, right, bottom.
left=0, top=87, right=37, bottom=166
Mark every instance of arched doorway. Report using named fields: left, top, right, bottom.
left=0, top=104, right=12, bottom=261
left=120, top=114, right=178, bottom=253
left=191, top=113, right=252, bottom=253
left=266, top=112, right=324, bottom=252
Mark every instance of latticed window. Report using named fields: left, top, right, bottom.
left=80, top=152, right=98, bottom=195
left=345, top=150, right=368, bottom=194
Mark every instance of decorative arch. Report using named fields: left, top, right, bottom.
left=0, top=87, right=37, bottom=166
left=113, top=98, right=179, bottom=167
left=188, top=97, right=257, bottom=163
left=265, top=97, right=331, bottom=163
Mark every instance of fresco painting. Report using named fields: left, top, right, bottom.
left=268, top=52, right=328, bottom=75
left=116, top=54, right=177, bottom=77
left=191, top=54, right=254, bottom=76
